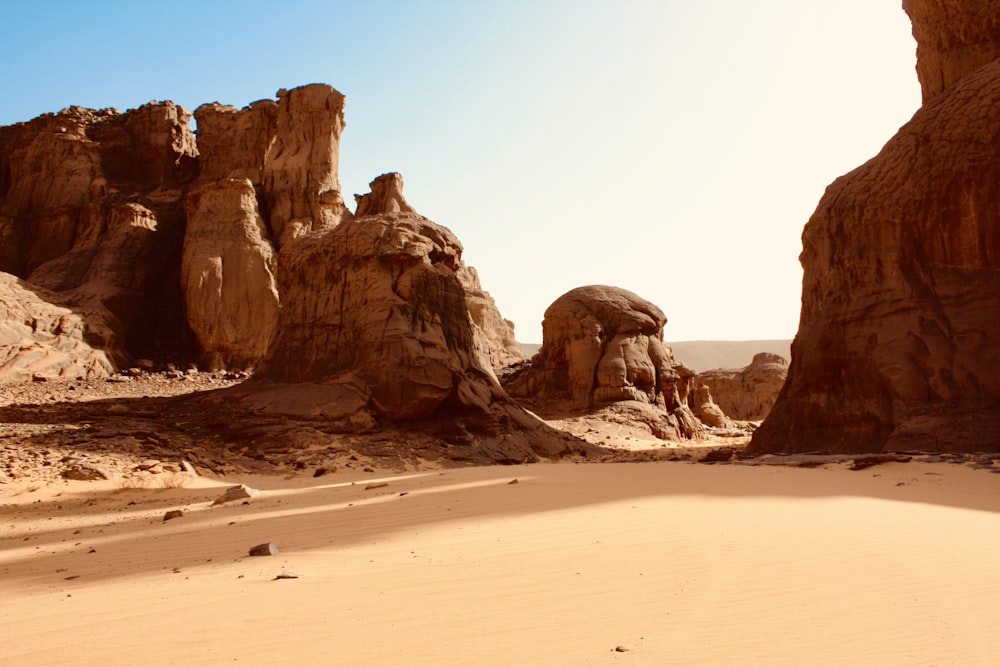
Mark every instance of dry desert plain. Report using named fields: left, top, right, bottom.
left=3, top=410, right=1000, bottom=666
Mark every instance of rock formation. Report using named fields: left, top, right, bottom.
left=750, top=2, right=1000, bottom=454
left=235, top=175, right=572, bottom=462
left=255, top=177, right=509, bottom=416
left=0, top=101, right=197, bottom=365
left=504, top=285, right=702, bottom=440
left=182, top=84, right=350, bottom=369
left=695, top=352, right=788, bottom=421
left=0, top=85, right=521, bottom=374
left=181, top=178, right=279, bottom=370
left=690, top=385, right=731, bottom=429
left=903, top=0, right=1000, bottom=103
left=261, top=86, right=352, bottom=246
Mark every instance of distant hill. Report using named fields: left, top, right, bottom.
left=519, top=339, right=792, bottom=373
left=669, top=340, right=792, bottom=372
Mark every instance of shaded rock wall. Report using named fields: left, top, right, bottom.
left=0, top=102, right=197, bottom=364
left=751, top=3, right=1000, bottom=454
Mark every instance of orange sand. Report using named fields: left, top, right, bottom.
left=3, top=460, right=998, bottom=665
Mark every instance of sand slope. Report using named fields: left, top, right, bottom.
left=3, top=461, right=998, bottom=666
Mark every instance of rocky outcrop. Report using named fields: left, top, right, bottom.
left=0, top=272, right=115, bottom=380
left=695, top=352, right=788, bottom=421
left=258, top=211, right=490, bottom=419
left=690, top=385, right=731, bottom=429
left=504, top=285, right=702, bottom=440
left=3, top=84, right=528, bottom=376
left=262, top=86, right=351, bottom=246
left=903, top=0, right=1000, bottom=103
left=242, top=191, right=574, bottom=462
left=347, top=172, right=523, bottom=370
left=750, top=4, right=1000, bottom=455
left=192, top=100, right=277, bottom=184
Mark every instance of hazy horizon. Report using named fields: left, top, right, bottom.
left=0, top=1, right=922, bottom=343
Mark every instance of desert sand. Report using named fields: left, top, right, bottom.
left=3, top=458, right=998, bottom=666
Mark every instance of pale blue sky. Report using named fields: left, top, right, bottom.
left=0, top=0, right=921, bottom=342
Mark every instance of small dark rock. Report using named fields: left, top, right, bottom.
left=849, top=454, right=912, bottom=471
left=699, top=447, right=735, bottom=463
left=163, top=510, right=184, bottom=522
left=249, top=543, right=279, bottom=557
left=212, top=484, right=259, bottom=505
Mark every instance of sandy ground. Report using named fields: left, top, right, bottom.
left=3, top=459, right=998, bottom=666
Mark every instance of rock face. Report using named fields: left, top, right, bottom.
left=182, top=84, right=349, bottom=369
left=504, top=285, right=702, bottom=440
left=695, top=352, right=788, bottom=421
left=903, top=0, right=1000, bottom=103
left=0, top=102, right=197, bottom=366
left=750, top=3, right=1000, bottom=454
left=261, top=86, right=352, bottom=246
left=181, top=178, right=280, bottom=370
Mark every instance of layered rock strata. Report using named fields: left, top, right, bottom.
left=751, top=3, right=1000, bottom=454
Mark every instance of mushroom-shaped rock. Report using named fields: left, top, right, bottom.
left=504, top=285, right=702, bottom=439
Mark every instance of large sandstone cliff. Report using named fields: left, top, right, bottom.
left=0, top=102, right=197, bottom=366
left=750, top=2, right=1000, bottom=454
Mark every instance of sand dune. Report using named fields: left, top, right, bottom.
left=3, top=460, right=999, bottom=666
